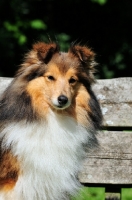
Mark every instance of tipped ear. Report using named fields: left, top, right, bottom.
left=69, top=45, right=97, bottom=83
left=68, top=45, right=95, bottom=64
left=33, top=42, right=59, bottom=64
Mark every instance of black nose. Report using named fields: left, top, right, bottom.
left=58, top=95, right=68, bottom=106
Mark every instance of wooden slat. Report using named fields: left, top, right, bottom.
left=0, top=77, right=132, bottom=127
left=79, top=131, right=132, bottom=184
left=0, top=77, right=12, bottom=95
left=92, top=77, right=132, bottom=127
left=100, top=103, right=132, bottom=127
left=93, top=78, right=132, bottom=103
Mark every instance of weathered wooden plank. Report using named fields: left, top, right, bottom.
left=79, top=131, right=132, bottom=184
left=93, top=77, right=132, bottom=127
left=100, top=103, right=132, bottom=127
left=93, top=77, right=132, bottom=103
left=1, top=77, right=132, bottom=103
left=0, top=77, right=132, bottom=127
left=87, top=131, right=132, bottom=159
left=0, top=77, right=12, bottom=95
left=79, top=157, right=132, bottom=184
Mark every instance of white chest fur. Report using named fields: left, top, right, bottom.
left=1, top=112, right=90, bottom=200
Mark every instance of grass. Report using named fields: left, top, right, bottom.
left=71, top=187, right=104, bottom=200
left=122, top=188, right=132, bottom=200
left=71, top=187, right=132, bottom=200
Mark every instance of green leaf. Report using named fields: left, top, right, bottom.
left=91, top=0, right=107, bottom=5
left=30, top=19, right=47, bottom=30
left=4, top=21, right=18, bottom=32
left=18, top=34, right=27, bottom=45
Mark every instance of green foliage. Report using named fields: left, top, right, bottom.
left=4, top=21, right=27, bottom=45
left=122, top=189, right=132, bottom=200
left=30, top=19, right=47, bottom=30
left=90, top=0, right=107, bottom=5
left=0, top=0, right=131, bottom=78
left=56, top=33, right=71, bottom=51
left=3, top=19, right=47, bottom=45
left=71, top=187, right=132, bottom=200
left=71, top=187, right=104, bottom=200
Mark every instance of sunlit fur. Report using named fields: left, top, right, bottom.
left=0, top=42, right=102, bottom=200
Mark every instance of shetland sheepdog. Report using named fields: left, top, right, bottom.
left=0, top=42, right=102, bottom=200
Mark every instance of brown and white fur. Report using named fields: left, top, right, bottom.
left=0, top=42, right=102, bottom=200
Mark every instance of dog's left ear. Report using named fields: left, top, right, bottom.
left=69, top=45, right=97, bottom=83
left=69, top=45, right=95, bottom=65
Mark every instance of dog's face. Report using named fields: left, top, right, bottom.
left=26, top=54, right=81, bottom=111
left=42, top=63, right=79, bottom=109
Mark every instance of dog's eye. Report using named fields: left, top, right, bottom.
left=69, top=77, right=77, bottom=84
left=47, top=75, right=55, bottom=81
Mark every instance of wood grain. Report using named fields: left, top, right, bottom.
left=79, top=131, right=132, bottom=184
left=93, top=78, right=132, bottom=127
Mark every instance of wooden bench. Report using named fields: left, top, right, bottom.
left=0, top=77, right=132, bottom=200
left=79, top=77, right=132, bottom=200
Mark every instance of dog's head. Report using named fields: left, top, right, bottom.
left=15, top=42, right=96, bottom=112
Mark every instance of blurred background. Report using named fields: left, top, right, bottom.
left=0, top=0, right=132, bottom=79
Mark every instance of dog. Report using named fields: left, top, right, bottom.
left=0, top=42, right=102, bottom=200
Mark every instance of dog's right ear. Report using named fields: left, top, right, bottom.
left=33, top=42, right=59, bottom=64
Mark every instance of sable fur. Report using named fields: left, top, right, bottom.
left=0, top=42, right=102, bottom=200
left=0, top=150, right=19, bottom=191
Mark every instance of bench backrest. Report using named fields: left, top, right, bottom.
left=79, top=77, right=132, bottom=200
